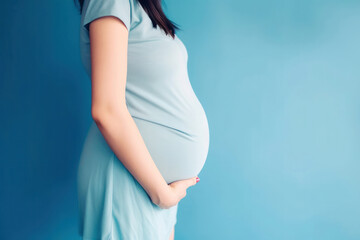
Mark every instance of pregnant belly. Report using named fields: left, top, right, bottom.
left=132, top=115, right=209, bottom=184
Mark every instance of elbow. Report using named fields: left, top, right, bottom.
left=91, top=103, right=128, bottom=125
left=91, top=107, right=103, bottom=124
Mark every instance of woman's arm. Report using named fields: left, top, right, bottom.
left=88, top=16, right=169, bottom=206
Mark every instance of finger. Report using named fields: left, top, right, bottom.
left=186, top=177, right=198, bottom=187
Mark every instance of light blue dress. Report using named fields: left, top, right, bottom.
left=77, top=0, right=210, bottom=239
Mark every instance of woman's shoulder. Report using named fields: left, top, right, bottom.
left=81, top=0, right=141, bottom=32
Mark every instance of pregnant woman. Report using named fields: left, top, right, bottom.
left=76, top=0, right=210, bottom=239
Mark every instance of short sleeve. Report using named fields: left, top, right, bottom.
left=82, top=0, right=131, bottom=31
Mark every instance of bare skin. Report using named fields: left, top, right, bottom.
left=169, top=227, right=175, bottom=240
left=88, top=15, right=199, bottom=236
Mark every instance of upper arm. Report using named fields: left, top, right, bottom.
left=82, top=0, right=131, bottom=119
left=89, top=17, right=129, bottom=119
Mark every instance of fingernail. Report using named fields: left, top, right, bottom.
left=196, top=177, right=200, bottom=183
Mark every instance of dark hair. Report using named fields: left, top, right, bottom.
left=74, top=0, right=180, bottom=38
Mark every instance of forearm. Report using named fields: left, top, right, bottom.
left=92, top=106, right=170, bottom=205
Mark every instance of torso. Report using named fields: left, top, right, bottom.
left=79, top=0, right=209, bottom=183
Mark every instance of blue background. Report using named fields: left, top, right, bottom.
left=1, top=0, right=359, bottom=239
